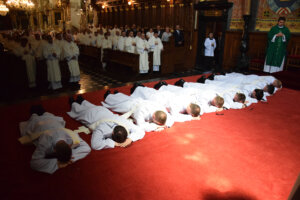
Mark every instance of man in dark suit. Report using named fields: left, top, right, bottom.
left=155, top=25, right=164, bottom=38
left=173, top=25, right=184, bottom=47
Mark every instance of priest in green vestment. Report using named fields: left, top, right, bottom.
left=264, top=17, right=290, bottom=73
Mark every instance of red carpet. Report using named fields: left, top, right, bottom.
left=1, top=75, right=300, bottom=200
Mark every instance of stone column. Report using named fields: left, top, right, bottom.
left=93, top=9, right=98, bottom=27
left=70, top=0, right=81, bottom=29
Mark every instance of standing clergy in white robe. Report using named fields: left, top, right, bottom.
left=125, top=31, right=136, bottom=53
left=146, top=28, right=154, bottom=39
left=112, top=31, right=120, bottom=50
left=148, top=32, right=163, bottom=72
left=67, top=99, right=145, bottom=150
left=43, top=35, right=62, bottom=90
left=117, top=31, right=126, bottom=51
left=101, top=33, right=113, bottom=70
left=63, top=34, right=81, bottom=83
left=30, top=34, right=42, bottom=58
left=90, top=31, right=98, bottom=47
left=102, top=92, right=174, bottom=132
left=54, top=33, right=66, bottom=61
left=20, top=110, right=91, bottom=174
left=35, top=35, right=48, bottom=60
left=19, top=38, right=37, bottom=88
left=136, top=33, right=150, bottom=74
left=96, top=30, right=104, bottom=48
left=204, top=32, right=216, bottom=71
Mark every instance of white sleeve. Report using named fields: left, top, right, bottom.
left=171, top=113, right=193, bottom=123
left=271, top=35, right=277, bottom=42
left=127, top=124, right=145, bottom=142
left=30, top=134, right=58, bottom=174
left=165, top=113, right=174, bottom=128
left=204, top=38, right=210, bottom=48
left=91, top=125, right=115, bottom=150
left=282, top=35, right=286, bottom=42
left=135, top=113, right=158, bottom=132
left=71, top=134, right=91, bottom=162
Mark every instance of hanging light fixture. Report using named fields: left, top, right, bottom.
left=6, top=0, right=35, bottom=10
left=0, top=0, right=9, bottom=16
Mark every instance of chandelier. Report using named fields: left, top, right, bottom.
left=0, top=1, right=9, bottom=16
left=6, top=0, right=35, bottom=10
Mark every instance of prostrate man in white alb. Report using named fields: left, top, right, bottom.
left=125, top=31, right=136, bottom=53
left=136, top=33, right=150, bottom=74
left=43, top=35, right=62, bottom=90
left=131, top=85, right=201, bottom=122
left=20, top=105, right=91, bottom=174
left=102, top=91, right=174, bottom=132
left=63, top=34, right=81, bottom=85
left=213, top=72, right=281, bottom=96
left=204, top=32, right=216, bottom=72
left=159, top=83, right=224, bottom=114
left=148, top=32, right=163, bottom=73
left=67, top=95, right=145, bottom=150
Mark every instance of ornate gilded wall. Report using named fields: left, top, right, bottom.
left=255, top=0, right=300, bottom=33
left=229, top=0, right=300, bottom=33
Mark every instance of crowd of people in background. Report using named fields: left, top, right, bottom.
left=0, top=24, right=185, bottom=90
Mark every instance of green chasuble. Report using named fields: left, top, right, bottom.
left=265, top=25, right=290, bottom=67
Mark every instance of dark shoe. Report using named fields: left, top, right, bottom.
left=114, top=90, right=119, bottom=94
left=76, top=95, right=85, bottom=104
left=161, top=81, right=168, bottom=86
left=130, top=82, right=145, bottom=94
left=154, top=81, right=167, bottom=90
left=104, top=90, right=111, bottom=100
left=30, top=105, right=46, bottom=116
left=174, top=79, right=185, bottom=87
left=69, top=96, right=75, bottom=106
left=197, top=76, right=206, bottom=83
left=207, top=73, right=215, bottom=80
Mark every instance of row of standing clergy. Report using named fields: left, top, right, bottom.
left=22, top=72, right=281, bottom=174
left=76, top=31, right=164, bottom=73
left=1, top=34, right=81, bottom=90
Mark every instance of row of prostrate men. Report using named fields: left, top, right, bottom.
left=19, top=72, right=282, bottom=174
left=0, top=24, right=184, bottom=90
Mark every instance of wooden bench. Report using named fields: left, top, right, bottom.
left=103, top=49, right=153, bottom=81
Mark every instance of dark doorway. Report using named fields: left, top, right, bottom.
left=194, top=1, right=233, bottom=72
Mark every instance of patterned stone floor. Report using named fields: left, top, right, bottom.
left=0, top=66, right=202, bottom=106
